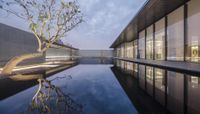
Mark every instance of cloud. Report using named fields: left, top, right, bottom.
left=0, top=0, right=146, bottom=50
left=63, top=0, right=146, bottom=49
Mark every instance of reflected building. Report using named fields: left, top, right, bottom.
left=187, top=75, right=200, bottom=114
left=139, top=65, right=145, bottom=90
left=155, top=68, right=166, bottom=106
left=146, top=66, right=153, bottom=96
left=167, top=71, right=184, bottom=114
left=113, top=62, right=200, bottom=114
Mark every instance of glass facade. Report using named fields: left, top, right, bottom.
left=167, top=6, right=184, bottom=61
left=187, top=0, right=200, bottom=62
left=133, top=40, right=138, bottom=58
left=146, top=25, right=154, bottom=59
left=113, top=0, right=200, bottom=64
left=126, top=42, right=133, bottom=58
left=120, top=44, right=125, bottom=69
left=112, top=1, right=200, bottom=113
left=139, top=30, right=145, bottom=59
left=155, top=18, right=165, bottom=60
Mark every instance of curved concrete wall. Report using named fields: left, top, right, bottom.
left=0, top=23, right=44, bottom=66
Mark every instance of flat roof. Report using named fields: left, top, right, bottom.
left=110, top=0, right=188, bottom=48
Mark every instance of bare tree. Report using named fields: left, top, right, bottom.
left=0, top=0, right=83, bottom=74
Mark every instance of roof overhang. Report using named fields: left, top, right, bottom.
left=110, top=0, right=189, bottom=48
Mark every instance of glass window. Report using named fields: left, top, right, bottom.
left=146, top=25, right=154, bottom=59
left=120, top=44, right=125, bottom=58
left=139, top=30, right=145, bottom=59
left=120, top=44, right=125, bottom=69
left=133, top=40, right=138, bottom=58
left=155, top=18, right=165, bottom=60
left=126, top=42, right=133, bottom=58
left=167, top=6, right=184, bottom=61
left=187, top=0, right=200, bottom=62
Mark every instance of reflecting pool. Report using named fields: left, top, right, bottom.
left=0, top=65, right=137, bottom=114
left=114, top=60, right=200, bottom=114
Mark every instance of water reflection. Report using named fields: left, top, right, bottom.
left=0, top=65, right=137, bottom=114
left=155, top=68, right=166, bottom=106
left=146, top=66, right=153, bottom=96
left=0, top=72, right=83, bottom=114
left=187, top=76, right=200, bottom=114
left=114, top=60, right=200, bottom=114
left=24, top=77, right=83, bottom=114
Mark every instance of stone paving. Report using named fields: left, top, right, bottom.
left=114, top=57, right=200, bottom=75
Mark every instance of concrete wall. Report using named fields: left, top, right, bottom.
left=0, top=23, right=44, bottom=66
left=78, top=50, right=113, bottom=57
left=46, top=47, right=72, bottom=61
left=78, top=50, right=113, bottom=64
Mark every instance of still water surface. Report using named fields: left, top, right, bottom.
left=1, top=61, right=200, bottom=114
left=0, top=65, right=137, bottom=114
left=115, top=60, right=200, bottom=114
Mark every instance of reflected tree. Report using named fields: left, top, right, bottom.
left=22, top=76, right=83, bottom=114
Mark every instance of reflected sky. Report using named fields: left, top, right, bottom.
left=0, top=65, right=138, bottom=114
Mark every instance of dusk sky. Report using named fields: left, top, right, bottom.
left=0, top=0, right=146, bottom=50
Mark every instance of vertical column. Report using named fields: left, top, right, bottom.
left=137, top=31, right=140, bottom=59
left=153, top=24, right=155, bottom=60
left=145, top=29, right=147, bottom=59
left=184, top=4, right=188, bottom=62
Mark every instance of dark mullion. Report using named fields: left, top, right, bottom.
left=184, top=4, right=188, bottom=62
left=133, top=39, right=134, bottom=59
left=137, top=32, right=140, bottom=59
left=145, top=29, right=147, bottom=59
left=153, top=23, right=155, bottom=60
left=165, top=16, right=168, bottom=61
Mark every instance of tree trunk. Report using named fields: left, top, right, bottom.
left=1, top=52, right=43, bottom=74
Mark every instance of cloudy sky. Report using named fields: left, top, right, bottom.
left=0, top=0, right=146, bottom=49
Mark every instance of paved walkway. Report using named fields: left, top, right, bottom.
left=114, top=57, right=200, bottom=75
